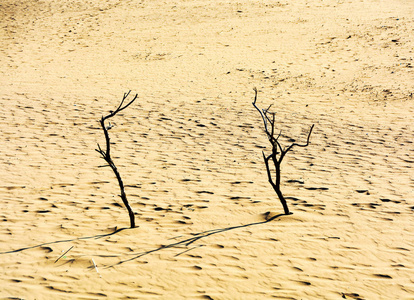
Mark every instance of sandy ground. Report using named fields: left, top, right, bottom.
left=1, top=0, right=413, bottom=299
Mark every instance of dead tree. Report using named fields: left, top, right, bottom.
left=96, top=91, right=138, bottom=228
left=252, top=88, right=314, bottom=215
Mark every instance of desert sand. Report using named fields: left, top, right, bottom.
left=1, top=0, right=413, bottom=299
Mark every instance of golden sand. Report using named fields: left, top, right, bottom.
left=1, top=0, right=413, bottom=298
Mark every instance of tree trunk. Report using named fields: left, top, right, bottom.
left=96, top=91, right=138, bottom=229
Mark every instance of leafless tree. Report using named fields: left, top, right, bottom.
left=96, top=91, right=138, bottom=228
left=252, top=88, right=314, bottom=215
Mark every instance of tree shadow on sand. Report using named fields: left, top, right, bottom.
left=0, top=227, right=129, bottom=255
left=106, top=212, right=285, bottom=268
left=0, top=213, right=284, bottom=267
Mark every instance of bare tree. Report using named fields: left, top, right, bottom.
left=252, top=88, right=314, bottom=215
left=96, top=91, right=138, bottom=228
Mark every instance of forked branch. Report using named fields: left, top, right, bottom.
left=96, top=91, right=138, bottom=228
left=252, top=88, right=314, bottom=215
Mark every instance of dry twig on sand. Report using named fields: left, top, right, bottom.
left=96, top=91, right=138, bottom=228
left=252, top=88, right=314, bottom=215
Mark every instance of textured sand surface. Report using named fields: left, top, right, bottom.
left=1, top=0, right=413, bottom=299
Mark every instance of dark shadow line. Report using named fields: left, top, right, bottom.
left=1, top=213, right=285, bottom=264
left=0, top=227, right=130, bottom=255
left=108, top=213, right=285, bottom=268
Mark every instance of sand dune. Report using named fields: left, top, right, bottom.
left=1, top=0, right=413, bottom=299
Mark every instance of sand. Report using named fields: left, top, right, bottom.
left=1, top=0, right=413, bottom=299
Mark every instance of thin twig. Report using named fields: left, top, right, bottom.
left=96, top=91, right=138, bottom=228
left=92, top=258, right=102, bottom=278
left=54, top=246, right=74, bottom=263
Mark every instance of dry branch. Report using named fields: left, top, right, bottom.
left=96, top=91, right=138, bottom=228
left=252, top=88, right=314, bottom=215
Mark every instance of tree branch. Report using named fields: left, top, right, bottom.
left=262, top=151, right=273, bottom=185
left=96, top=91, right=138, bottom=228
left=252, top=87, right=270, bottom=138
left=252, top=88, right=314, bottom=215
left=280, top=124, right=314, bottom=162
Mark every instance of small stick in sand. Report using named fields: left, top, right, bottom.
left=54, top=246, right=74, bottom=263
left=91, top=258, right=102, bottom=278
